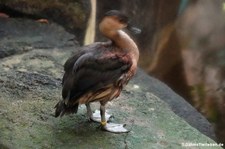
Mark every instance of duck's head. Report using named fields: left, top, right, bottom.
left=99, top=10, right=141, bottom=34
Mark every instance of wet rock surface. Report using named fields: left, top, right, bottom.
left=0, top=0, right=89, bottom=42
left=0, top=18, right=76, bottom=58
left=0, top=18, right=221, bottom=149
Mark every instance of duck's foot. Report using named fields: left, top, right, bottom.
left=90, top=110, right=111, bottom=123
left=102, top=123, right=129, bottom=133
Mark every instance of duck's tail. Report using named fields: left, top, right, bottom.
left=54, top=101, right=79, bottom=117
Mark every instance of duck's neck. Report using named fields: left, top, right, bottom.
left=102, top=29, right=139, bottom=61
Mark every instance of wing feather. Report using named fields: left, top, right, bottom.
left=62, top=44, right=132, bottom=106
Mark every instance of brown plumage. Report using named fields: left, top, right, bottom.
left=55, top=10, right=140, bottom=133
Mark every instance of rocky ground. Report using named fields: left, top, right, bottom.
left=0, top=18, right=222, bottom=149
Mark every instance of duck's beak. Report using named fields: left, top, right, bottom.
left=127, top=23, right=141, bottom=34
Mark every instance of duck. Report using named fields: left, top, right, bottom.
left=55, top=10, right=141, bottom=133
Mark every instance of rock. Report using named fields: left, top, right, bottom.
left=0, top=18, right=221, bottom=149
left=0, top=0, right=90, bottom=43
left=0, top=18, right=76, bottom=58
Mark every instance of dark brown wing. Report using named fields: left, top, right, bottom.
left=62, top=45, right=132, bottom=106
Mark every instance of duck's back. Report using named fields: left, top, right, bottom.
left=61, top=41, right=134, bottom=108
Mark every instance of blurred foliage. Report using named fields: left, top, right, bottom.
left=223, top=2, right=225, bottom=11
left=178, top=0, right=225, bottom=145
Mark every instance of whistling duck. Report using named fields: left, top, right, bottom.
left=55, top=10, right=140, bottom=133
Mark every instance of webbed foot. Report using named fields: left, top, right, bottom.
left=102, top=123, right=129, bottom=133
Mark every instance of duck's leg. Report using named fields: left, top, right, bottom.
left=86, top=103, right=94, bottom=121
left=100, top=103, right=128, bottom=133
left=86, top=103, right=110, bottom=122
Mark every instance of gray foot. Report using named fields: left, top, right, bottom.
left=102, top=123, right=129, bottom=133
left=91, top=110, right=111, bottom=123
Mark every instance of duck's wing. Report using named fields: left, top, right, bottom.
left=62, top=50, right=132, bottom=105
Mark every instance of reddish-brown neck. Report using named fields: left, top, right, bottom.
left=99, top=26, right=139, bottom=63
